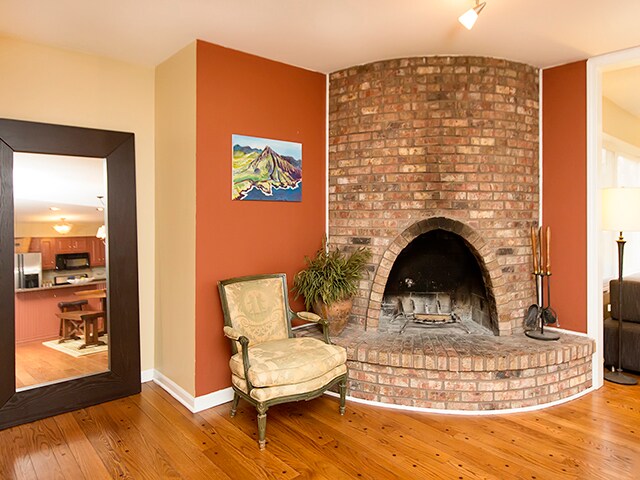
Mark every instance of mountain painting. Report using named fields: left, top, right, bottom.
left=232, top=135, right=302, bottom=202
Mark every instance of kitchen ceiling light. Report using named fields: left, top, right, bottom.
left=458, top=0, right=486, bottom=30
left=49, top=206, right=60, bottom=211
left=53, top=218, right=72, bottom=235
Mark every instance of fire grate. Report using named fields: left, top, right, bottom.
left=387, top=292, right=470, bottom=334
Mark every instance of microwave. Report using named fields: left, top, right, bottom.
left=56, top=252, right=90, bottom=270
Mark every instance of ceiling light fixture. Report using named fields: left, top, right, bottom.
left=49, top=206, right=60, bottom=211
left=96, top=224, right=106, bottom=241
left=96, top=196, right=106, bottom=242
left=53, top=218, right=73, bottom=235
left=458, top=0, right=486, bottom=30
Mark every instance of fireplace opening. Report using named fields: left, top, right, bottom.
left=379, top=229, right=498, bottom=335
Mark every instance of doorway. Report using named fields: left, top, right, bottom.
left=586, top=45, right=640, bottom=389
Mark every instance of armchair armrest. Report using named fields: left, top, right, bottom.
left=292, top=311, right=332, bottom=344
left=223, top=326, right=242, bottom=341
left=223, top=326, right=254, bottom=392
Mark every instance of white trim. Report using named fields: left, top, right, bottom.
left=193, top=386, right=235, bottom=412
left=141, top=369, right=154, bottom=383
left=149, top=370, right=233, bottom=413
left=586, top=45, right=640, bottom=391
left=539, top=67, right=544, bottom=223
left=543, top=326, right=591, bottom=337
left=325, top=386, right=594, bottom=416
left=325, top=73, right=330, bottom=239
left=602, top=133, right=640, bottom=159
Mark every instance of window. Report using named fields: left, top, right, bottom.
left=601, top=135, right=640, bottom=287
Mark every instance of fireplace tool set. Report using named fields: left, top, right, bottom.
left=524, top=225, right=560, bottom=341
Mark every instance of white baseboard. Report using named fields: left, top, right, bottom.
left=193, top=386, right=235, bottom=412
left=144, top=369, right=234, bottom=413
left=141, top=369, right=154, bottom=383
left=544, top=326, right=591, bottom=337
left=324, top=386, right=595, bottom=416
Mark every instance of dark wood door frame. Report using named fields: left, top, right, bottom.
left=0, top=118, right=141, bottom=429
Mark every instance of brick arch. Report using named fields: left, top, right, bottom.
left=365, top=217, right=507, bottom=333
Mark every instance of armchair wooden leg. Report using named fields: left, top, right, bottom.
left=230, top=392, right=240, bottom=417
left=339, top=377, right=347, bottom=415
left=257, top=404, right=268, bottom=450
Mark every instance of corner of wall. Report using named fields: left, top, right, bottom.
left=154, top=41, right=197, bottom=396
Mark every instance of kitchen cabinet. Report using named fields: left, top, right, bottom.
left=30, top=238, right=55, bottom=270
left=90, top=238, right=106, bottom=267
left=27, top=236, right=95, bottom=270
left=55, top=237, right=87, bottom=253
left=40, top=239, right=56, bottom=270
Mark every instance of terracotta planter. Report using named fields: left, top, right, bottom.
left=313, top=298, right=353, bottom=337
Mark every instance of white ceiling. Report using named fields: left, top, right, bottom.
left=1, top=1, right=640, bottom=72
left=13, top=153, right=106, bottom=223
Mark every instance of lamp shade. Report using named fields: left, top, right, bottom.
left=458, top=8, right=479, bottom=29
left=602, top=187, right=640, bottom=232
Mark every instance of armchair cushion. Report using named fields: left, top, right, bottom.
left=232, top=364, right=348, bottom=402
left=229, top=337, right=347, bottom=387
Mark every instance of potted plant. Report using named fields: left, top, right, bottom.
left=293, top=239, right=371, bottom=336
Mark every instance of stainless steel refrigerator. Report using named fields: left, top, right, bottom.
left=15, top=252, right=42, bottom=289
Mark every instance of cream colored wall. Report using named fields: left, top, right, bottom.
left=0, top=36, right=155, bottom=371
left=15, top=223, right=103, bottom=238
left=603, top=97, right=640, bottom=149
left=154, top=43, right=196, bottom=395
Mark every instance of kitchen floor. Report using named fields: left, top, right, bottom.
left=15, top=339, right=108, bottom=390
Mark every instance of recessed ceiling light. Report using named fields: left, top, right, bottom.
left=49, top=206, right=60, bottom=211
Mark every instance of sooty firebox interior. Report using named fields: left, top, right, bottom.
left=381, top=229, right=497, bottom=335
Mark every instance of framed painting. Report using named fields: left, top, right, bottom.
left=232, top=135, right=302, bottom=202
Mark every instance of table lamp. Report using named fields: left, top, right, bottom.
left=602, top=187, right=640, bottom=385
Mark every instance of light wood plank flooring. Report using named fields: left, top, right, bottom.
left=15, top=340, right=109, bottom=390
left=1, top=379, right=639, bottom=479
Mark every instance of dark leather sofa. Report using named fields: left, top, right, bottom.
left=604, top=273, right=640, bottom=372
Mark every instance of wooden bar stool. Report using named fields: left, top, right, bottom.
left=57, top=300, right=88, bottom=343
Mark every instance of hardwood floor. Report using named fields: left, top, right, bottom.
left=1, top=380, right=639, bottom=479
left=15, top=340, right=108, bottom=389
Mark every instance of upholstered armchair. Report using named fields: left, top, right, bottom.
left=218, top=273, right=348, bottom=450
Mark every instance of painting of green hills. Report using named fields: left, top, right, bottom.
left=232, top=134, right=302, bottom=202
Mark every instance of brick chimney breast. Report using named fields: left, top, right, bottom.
left=329, top=56, right=540, bottom=335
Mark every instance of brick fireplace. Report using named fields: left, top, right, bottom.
left=329, top=56, right=540, bottom=336
left=326, top=56, right=594, bottom=410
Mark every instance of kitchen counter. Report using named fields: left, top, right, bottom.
left=15, top=280, right=107, bottom=344
left=16, top=279, right=106, bottom=294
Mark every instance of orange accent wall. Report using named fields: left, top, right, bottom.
left=542, top=61, right=587, bottom=333
left=194, top=41, right=326, bottom=396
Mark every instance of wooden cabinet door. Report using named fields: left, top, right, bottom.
left=90, top=237, right=106, bottom=267
left=55, top=237, right=73, bottom=253
left=40, top=238, right=55, bottom=270
left=72, top=237, right=87, bottom=252
left=28, top=238, right=41, bottom=253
